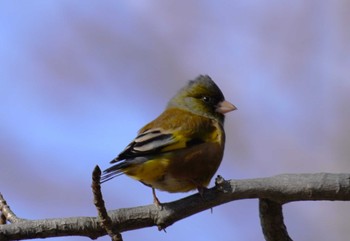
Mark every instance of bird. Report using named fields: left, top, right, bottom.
left=101, top=75, right=236, bottom=205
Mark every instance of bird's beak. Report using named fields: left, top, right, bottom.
left=216, top=100, right=237, bottom=114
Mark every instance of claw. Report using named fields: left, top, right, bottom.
left=197, top=186, right=213, bottom=213
left=197, top=186, right=208, bottom=198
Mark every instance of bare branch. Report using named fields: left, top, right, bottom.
left=92, top=166, right=123, bottom=241
left=259, top=199, right=292, bottom=241
left=0, top=193, right=27, bottom=224
left=0, top=214, right=6, bottom=225
left=0, top=173, right=349, bottom=240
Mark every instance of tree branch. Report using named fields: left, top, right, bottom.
left=1, top=173, right=350, bottom=240
left=259, top=199, right=292, bottom=241
left=91, top=165, right=123, bottom=241
left=0, top=193, right=27, bottom=224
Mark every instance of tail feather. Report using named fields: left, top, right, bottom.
left=101, top=157, right=149, bottom=184
left=100, top=162, right=129, bottom=183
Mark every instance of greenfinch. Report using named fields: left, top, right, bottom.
left=101, top=75, right=236, bottom=205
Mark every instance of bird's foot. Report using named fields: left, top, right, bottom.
left=152, top=188, right=163, bottom=210
left=197, top=186, right=209, bottom=199
left=197, top=186, right=213, bottom=213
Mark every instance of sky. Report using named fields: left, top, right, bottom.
left=1, top=1, right=350, bottom=241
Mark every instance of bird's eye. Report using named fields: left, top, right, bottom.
left=202, top=96, right=211, bottom=103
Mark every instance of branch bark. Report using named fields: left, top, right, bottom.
left=91, top=166, right=123, bottom=241
left=259, top=199, right=292, bottom=241
left=1, top=173, right=350, bottom=240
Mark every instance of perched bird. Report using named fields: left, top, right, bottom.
left=101, top=75, right=236, bottom=205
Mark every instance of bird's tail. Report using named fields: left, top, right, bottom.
left=100, top=157, right=148, bottom=184
left=100, top=162, right=130, bottom=183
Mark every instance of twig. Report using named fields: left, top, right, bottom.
left=0, top=213, right=6, bottom=225
left=259, top=199, right=293, bottom=241
left=0, top=193, right=26, bottom=224
left=92, top=165, right=123, bottom=241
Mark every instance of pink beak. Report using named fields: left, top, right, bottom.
left=216, top=100, right=237, bottom=114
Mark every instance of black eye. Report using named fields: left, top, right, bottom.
left=202, top=96, right=211, bottom=103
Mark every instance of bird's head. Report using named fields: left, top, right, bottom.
left=167, top=75, right=236, bottom=123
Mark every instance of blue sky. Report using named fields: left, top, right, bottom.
left=1, top=1, right=350, bottom=241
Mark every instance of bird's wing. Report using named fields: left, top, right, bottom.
left=111, top=128, right=188, bottom=163
left=110, top=108, right=217, bottom=163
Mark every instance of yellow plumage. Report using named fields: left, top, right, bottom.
left=101, top=75, right=236, bottom=205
